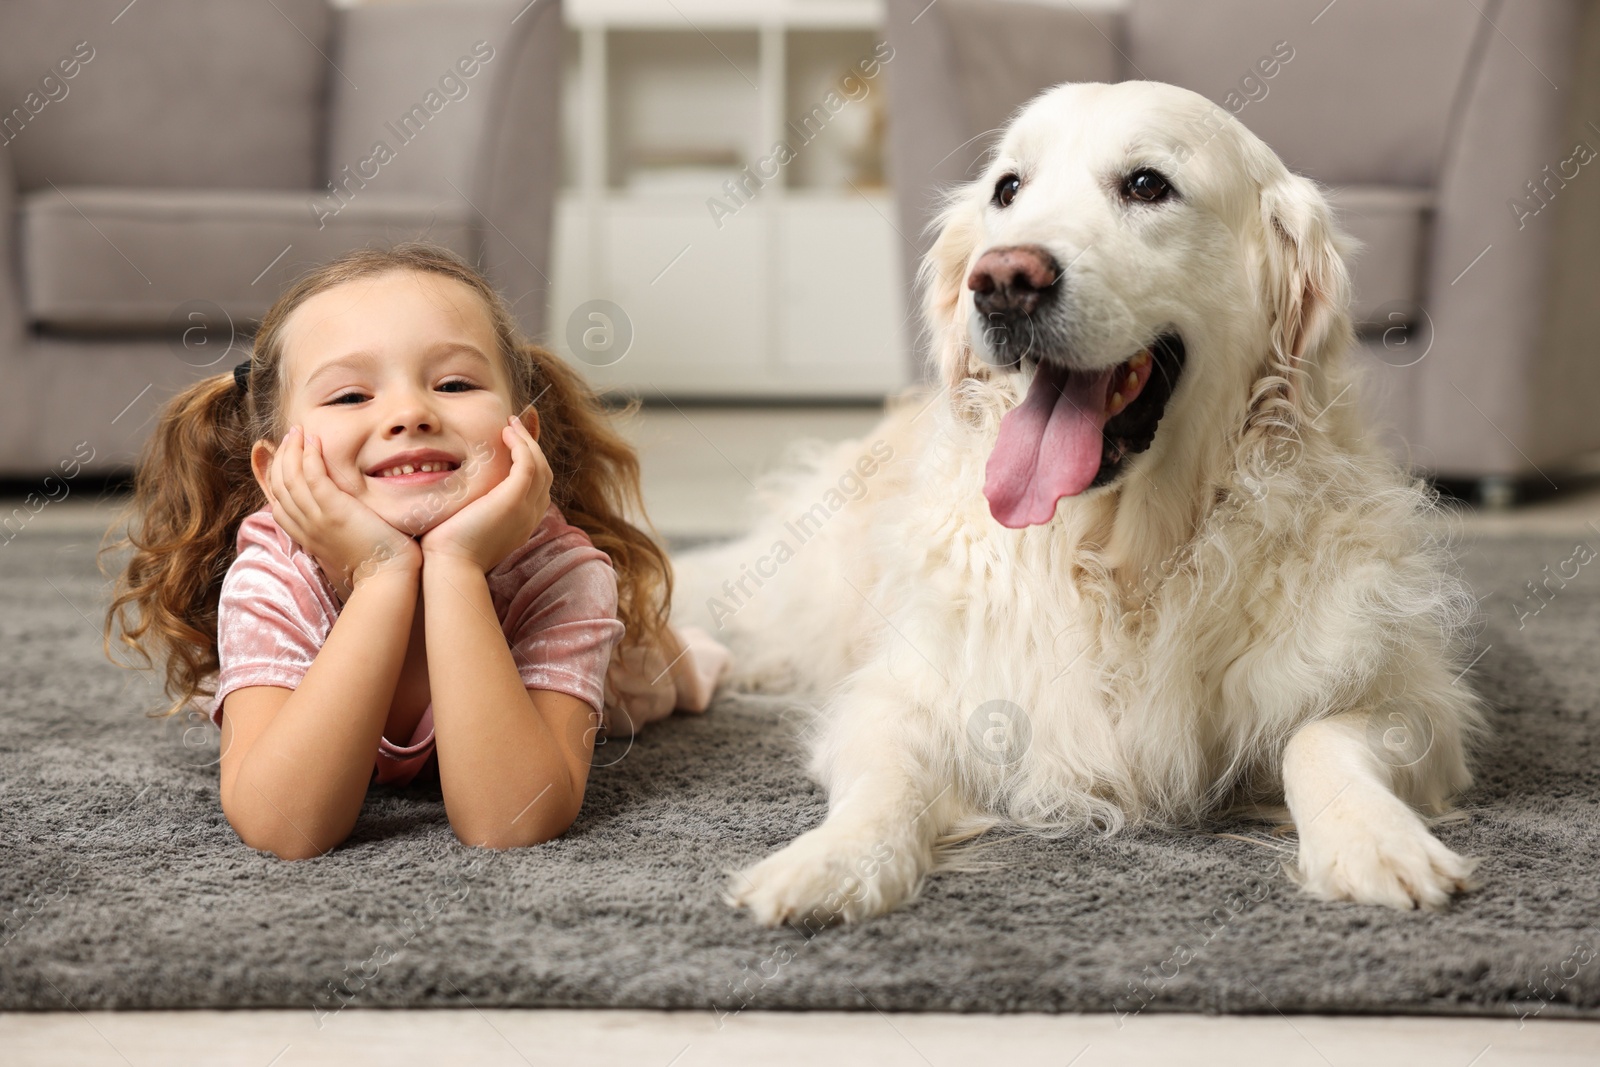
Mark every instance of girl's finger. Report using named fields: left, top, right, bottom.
left=278, top=426, right=311, bottom=519
left=301, top=432, right=332, bottom=505
left=509, top=415, right=531, bottom=449
left=514, top=414, right=542, bottom=453
left=503, top=422, right=532, bottom=482
left=269, top=433, right=308, bottom=542
left=282, top=428, right=316, bottom=529
left=516, top=417, right=550, bottom=471
left=520, top=421, right=553, bottom=487
left=267, top=430, right=297, bottom=525
left=269, top=499, right=297, bottom=546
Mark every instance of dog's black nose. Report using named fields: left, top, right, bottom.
left=968, top=245, right=1061, bottom=317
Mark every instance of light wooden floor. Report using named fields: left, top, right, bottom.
left=6, top=406, right=1599, bottom=1064
left=4, top=1008, right=1598, bottom=1066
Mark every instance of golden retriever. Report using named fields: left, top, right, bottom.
left=672, top=80, right=1491, bottom=924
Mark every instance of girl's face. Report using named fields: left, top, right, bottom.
left=250, top=269, right=529, bottom=537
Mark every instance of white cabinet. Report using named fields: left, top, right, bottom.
left=775, top=195, right=903, bottom=377
left=547, top=0, right=908, bottom=399
left=600, top=198, right=770, bottom=385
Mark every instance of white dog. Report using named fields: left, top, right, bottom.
left=672, top=81, right=1491, bottom=924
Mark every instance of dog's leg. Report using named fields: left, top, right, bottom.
left=1283, top=710, right=1479, bottom=911
left=725, top=679, right=961, bottom=927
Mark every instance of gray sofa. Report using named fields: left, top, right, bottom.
left=884, top=0, right=1600, bottom=505
left=0, top=0, right=562, bottom=480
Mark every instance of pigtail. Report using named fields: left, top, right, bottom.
left=99, top=370, right=265, bottom=719
left=521, top=343, right=674, bottom=662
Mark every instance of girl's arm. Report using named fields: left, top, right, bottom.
left=423, top=555, right=595, bottom=848
left=412, top=413, right=585, bottom=847
left=218, top=561, right=421, bottom=859
left=219, top=424, right=426, bottom=858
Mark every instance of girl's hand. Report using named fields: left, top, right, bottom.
left=420, top=416, right=552, bottom=573
left=265, top=426, right=422, bottom=602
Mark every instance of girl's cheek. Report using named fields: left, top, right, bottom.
left=325, top=454, right=360, bottom=493
left=491, top=436, right=515, bottom=477
left=465, top=440, right=510, bottom=491
left=469, top=438, right=498, bottom=472
left=340, top=465, right=365, bottom=494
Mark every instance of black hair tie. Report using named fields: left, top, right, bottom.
left=232, top=359, right=252, bottom=395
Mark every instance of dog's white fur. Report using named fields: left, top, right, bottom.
left=671, top=81, right=1491, bottom=923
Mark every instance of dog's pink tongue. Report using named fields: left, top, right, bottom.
left=984, top=361, right=1113, bottom=528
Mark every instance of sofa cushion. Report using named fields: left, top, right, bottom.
left=0, top=0, right=331, bottom=191
left=1325, top=185, right=1433, bottom=328
left=20, top=187, right=477, bottom=331
left=1127, top=0, right=1481, bottom=188
left=942, top=0, right=1122, bottom=145
left=325, top=1, right=522, bottom=198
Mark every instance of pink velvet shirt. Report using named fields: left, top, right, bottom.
left=205, top=504, right=730, bottom=786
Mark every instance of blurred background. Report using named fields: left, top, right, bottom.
left=2, top=0, right=1598, bottom=544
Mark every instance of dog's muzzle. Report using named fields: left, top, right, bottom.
left=967, top=244, right=1063, bottom=368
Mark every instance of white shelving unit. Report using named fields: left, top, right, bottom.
left=548, top=0, right=908, bottom=398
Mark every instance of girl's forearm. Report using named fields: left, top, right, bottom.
left=226, top=565, right=420, bottom=858
left=422, top=556, right=586, bottom=848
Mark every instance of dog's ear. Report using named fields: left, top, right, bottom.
left=1247, top=171, right=1353, bottom=437
left=919, top=190, right=991, bottom=394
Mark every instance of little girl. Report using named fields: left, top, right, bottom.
left=102, top=243, right=730, bottom=858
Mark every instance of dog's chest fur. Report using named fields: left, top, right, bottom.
left=838, top=410, right=1256, bottom=828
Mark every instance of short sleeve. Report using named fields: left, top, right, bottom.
left=206, top=519, right=335, bottom=726
left=504, top=547, right=626, bottom=716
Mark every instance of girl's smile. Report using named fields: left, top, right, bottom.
left=366, top=449, right=464, bottom=485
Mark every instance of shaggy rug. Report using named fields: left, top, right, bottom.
left=1, top=519, right=1597, bottom=1020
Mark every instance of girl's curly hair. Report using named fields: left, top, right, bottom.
left=99, top=242, right=673, bottom=719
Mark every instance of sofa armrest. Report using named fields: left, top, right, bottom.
left=472, top=0, right=563, bottom=344
left=884, top=0, right=1124, bottom=384
left=1418, top=0, right=1598, bottom=477
left=325, top=0, right=563, bottom=341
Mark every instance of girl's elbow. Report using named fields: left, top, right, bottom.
left=235, top=825, right=338, bottom=861
left=453, top=800, right=581, bottom=851
left=224, top=806, right=345, bottom=860
left=259, top=838, right=333, bottom=862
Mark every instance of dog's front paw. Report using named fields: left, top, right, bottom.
left=1294, top=788, right=1480, bottom=911
left=724, top=827, right=917, bottom=927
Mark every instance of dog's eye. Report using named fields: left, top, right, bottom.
left=1123, top=168, right=1173, bottom=204
left=993, top=174, right=1022, bottom=208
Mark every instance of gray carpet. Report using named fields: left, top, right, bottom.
left=2, top=521, right=1598, bottom=1020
